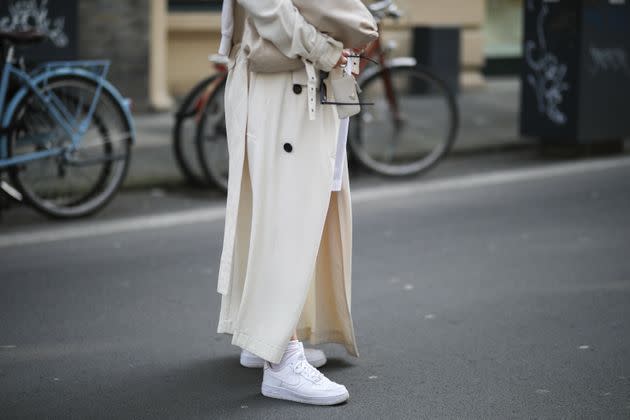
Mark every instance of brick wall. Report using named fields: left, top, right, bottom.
left=78, top=0, right=151, bottom=110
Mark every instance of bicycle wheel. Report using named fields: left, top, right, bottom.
left=196, top=78, right=228, bottom=192
left=8, top=75, right=132, bottom=219
left=349, top=64, right=459, bottom=176
left=173, top=75, right=217, bottom=187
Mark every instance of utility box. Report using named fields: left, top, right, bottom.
left=520, top=0, right=630, bottom=143
left=0, top=0, right=78, bottom=62
left=412, top=27, right=461, bottom=94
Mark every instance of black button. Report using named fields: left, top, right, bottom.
left=292, top=84, right=302, bottom=95
left=283, top=143, right=293, bottom=153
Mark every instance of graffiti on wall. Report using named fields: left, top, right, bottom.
left=0, top=0, right=68, bottom=48
left=524, top=0, right=570, bottom=126
left=589, top=46, right=630, bottom=77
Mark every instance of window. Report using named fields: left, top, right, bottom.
left=484, top=0, right=524, bottom=58
left=168, top=0, right=222, bottom=12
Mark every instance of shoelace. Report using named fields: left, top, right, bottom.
left=293, top=359, right=324, bottom=383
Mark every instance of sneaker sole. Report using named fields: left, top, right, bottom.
left=241, top=355, right=327, bottom=369
left=261, top=383, right=349, bottom=406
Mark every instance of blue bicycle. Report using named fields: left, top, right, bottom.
left=0, top=31, right=134, bottom=218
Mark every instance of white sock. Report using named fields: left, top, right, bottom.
left=270, top=340, right=303, bottom=370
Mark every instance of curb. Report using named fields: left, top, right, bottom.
left=119, top=140, right=538, bottom=192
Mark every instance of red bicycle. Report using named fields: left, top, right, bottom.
left=349, top=0, right=459, bottom=176
left=172, top=61, right=227, bottom=188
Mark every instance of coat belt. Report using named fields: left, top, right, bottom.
left=301, top=58, right=318, bottom=121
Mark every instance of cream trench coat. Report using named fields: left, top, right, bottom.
left=216, top=0, right=359, bottom=364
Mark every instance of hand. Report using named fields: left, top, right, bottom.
left=352, top=39, right=374, bottom=56
left=334, top=49, right=352, bottom=68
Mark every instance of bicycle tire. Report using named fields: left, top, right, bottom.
left=8, top=74, right=132, bottom=219
left=195, top=78, right=228, bottom=193
left=349, top=64, right=459, bottom=177
left=173, top=75, right=217, bottom=187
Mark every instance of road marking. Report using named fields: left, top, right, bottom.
left=1, top=156, right=629, bottom=248
left=351, top=155, right=630, bottom=203
left=0, top=207, right=225, bottom=248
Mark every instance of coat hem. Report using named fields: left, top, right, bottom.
left=218, top=319, right=288, bottom=363
left=231, top=331, right=288, bottom=364
left=296, top=326, right=360, bottom=358
left=218, top=319, right=359, bottom=361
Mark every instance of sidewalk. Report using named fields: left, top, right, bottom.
left=123, top=78, right=532, bottom=189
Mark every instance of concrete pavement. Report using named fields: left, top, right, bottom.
left=1, top=156, right=630, bottom=419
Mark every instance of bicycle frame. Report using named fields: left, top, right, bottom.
left=0, top=51, right=116, bottom=170
left=356, top=16, right=423, bottom=125
left=358, top=28, right=402, bottom=117
left=194, top=63, right=228, bottom=122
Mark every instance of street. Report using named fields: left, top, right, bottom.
left=1, top=154, right=630, bottom=419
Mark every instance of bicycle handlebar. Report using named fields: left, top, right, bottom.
left=369, top=0, right=403, bottom=22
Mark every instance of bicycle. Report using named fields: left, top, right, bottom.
left=349, top=0, right=459, bottom=176
left=193, top=0, right=459, bottom=188
left=195, top=60, right=228, bottom=192
left=0, top=31, right=135, bottom=219
left=172, top=61, right=227, bottom=188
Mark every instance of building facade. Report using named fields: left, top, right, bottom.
left=1, top=0, right=489, bottom=111
left=162, top=0, right=487, bottom=101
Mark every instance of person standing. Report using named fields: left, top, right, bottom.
left=215, top=0, right=377, bottom=405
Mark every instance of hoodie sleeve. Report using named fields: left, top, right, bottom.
left=236, top=0, right=343, bottom=72
left=218, top=0, right=234, bottom=57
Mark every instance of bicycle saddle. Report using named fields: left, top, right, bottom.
left=0, top=30, right=48, bottom=45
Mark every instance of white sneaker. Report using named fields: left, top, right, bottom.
left=240, top=348, right=327, bottom=368
left=261, top=343, right=349, bottom=405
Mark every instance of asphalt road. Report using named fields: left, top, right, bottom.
left=1, top=156, right=630, bottom=419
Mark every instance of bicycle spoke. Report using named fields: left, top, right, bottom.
left=349, top=65, right=458, bottom=176
left=196, top=80, right=229, bottom=192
